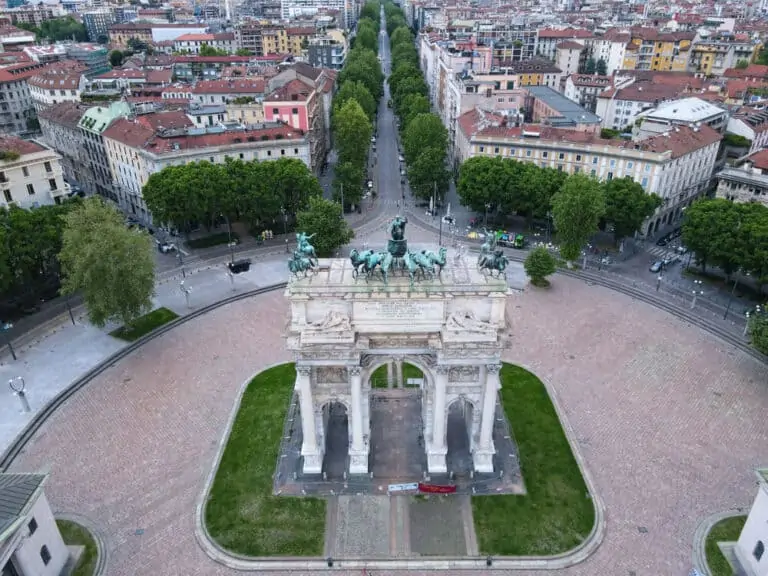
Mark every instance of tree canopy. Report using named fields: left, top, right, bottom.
left=551, top=173, right=606, bottom=262
left=199, top=43, right=229, bottom=57
left=59, top=198, right=155, bottom=328
left=355, top=18, right=378, bottom=53
left=335, top=81, right=376, bottom=122
left=524, top=247, right=557, bottom=286
left=39, top=17, right=86, bottom=42
left=142, top=157, right=320, bottom=233
left=603, top=176, right=661, bottom=243
left=296, top=196, right=354, bottom=257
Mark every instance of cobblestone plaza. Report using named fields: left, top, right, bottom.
left=7, top=274, right=768, bottom=575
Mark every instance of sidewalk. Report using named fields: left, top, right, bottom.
left=0, top=256, right=289, bottom=456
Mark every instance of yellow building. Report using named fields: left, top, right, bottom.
left=622, top=29, right=693, bottom=71
left=287, top=26, right=315, bottom=57
left=262, top=27, right=288, bottom=54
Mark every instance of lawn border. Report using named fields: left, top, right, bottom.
left=692, top=510, right=749, bottom=576
left=56, top=512, right=107, bottom=576
left=193, top=361, right=606, bottom=571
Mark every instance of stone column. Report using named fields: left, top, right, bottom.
left=386, top=361, right=394, bottom=388
left=348, top=366, right=368, bottom=474
left=474, top=363, right=501, bottom=473
left=427, top=365, right=449, bottom=474
left=395, top=357, right=404, bottom=388
left=296, top=365, right=323, bottom=474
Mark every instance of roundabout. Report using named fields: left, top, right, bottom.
left=4, top=270, right=767, bottom=575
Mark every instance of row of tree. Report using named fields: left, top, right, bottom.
left=457, top=156, right=661, bottom=249
left=681, top=198, right=768, bottom=288
left=142, top=157, right=322, bottom=234
left=16, top=17, right=87, bottom=42
left=331, top=1, right=383, bottom=208
left=385, top=5, right=451, bottom=202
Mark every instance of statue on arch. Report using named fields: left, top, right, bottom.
left=295, top=231, right=317, bottom=265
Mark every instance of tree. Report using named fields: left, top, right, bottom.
left=199, top=43, right=229, bottom=57
left=403, top=113, right=447, bottom=165
left=394, top=76, right=428, bottom=111
left=339, top=48, right=383, bottom=100
left=603, top=177, right=661, bottom=244
left=736, top=59, right=750, bottom=69
left=127, top=37, right=149, bottom=53
left=584, top=57, right=596, bottom=74
left=296, top=196, right=354, bottom=257
left=335, top=81, right=376, bottom=121
left=739, top=203, right=768, bottom=292
left=333, top=160, right=365, bottom=208
left=748, top=312, right=768, bottom=355
left=524, top=247, right=557, bottom=286
left=551, top=173, right=605, bottom=263
left=388, top=63, right=421, bottom=98
left=596, top=58, right=607, bottom=76
left=109, top=50, right=124, bottom=67
left=39, top=17, right=86, bottom=42
left=59, top=198, right=155, bottom=328
left=236, top=48, right=251, bottom=56
left=406, top=147, right=450, bottom=201
left=356, top=21, right=378, bottom=53
left=262, top=157, right=322, bottom=217
left=333, top=99, right=372, bottom=168
left=457, top=156, right=508, bottom=213
left=390, top=26, right=413, bottom=48
left=399, top=93, right=430, bottom=128
left=681, top=198, right=733, bottom=273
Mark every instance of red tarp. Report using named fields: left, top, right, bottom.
left=418, top=482, right=457, bottom=494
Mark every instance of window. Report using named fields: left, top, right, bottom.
left=526, top=149, right=532, bottom=157
left=574, top=166, right=581, bottom=173
left=40, top=545, right=51, bottom=565
left=607, top=172, right=613, bottom=180
left=267, top=150, right=272, bottom=156
left=22, top=166, right=28, bottom=177
left=590, top=169, right=596, bottom=176
left=576, top=154, right=582, bottom=161
left=645, top=163, right=651, bottom=173
left=291, top=107, right=298, bottom=114
left=509, top=148, right=515, bottom=155
left=27, top=183, right=35, bottom=195
left=281, top=149, right=285, bottom=155
left=609, top=159, right=616, bottom=168
left=239, top=153, right=244, bottom=159
left=592, top=156, right=598, bottom=164
left=542, top=151, right=548, bottom=158
left=641, top=177, right=649, bottom=188
left=44, top=161, right=51, bottom=173
left=754, top=541, right=765, bottom=562
left=210, top=157, right=215, bottom=163
left=494, top=147, right=500, bottom=154
left=558, top=152, right=565, bottom=160
left=272, top=108, right=279, bottom=114
left=479, top=146, right=485, bottom=153
left=28, top=517, right=37, bottom=534
left=294, top=148, right=299, bottom=154
left=557, top=164, right=563, bottom=171
left=627, top=161, right=634, bottom=169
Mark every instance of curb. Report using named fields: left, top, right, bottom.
left=56, top=512, right=108, bottom=576
left=692, top=510, right=748, bottom=576
left=193, top=361, right=606, bottom=571
left=0, top=283, right=288, bottom=472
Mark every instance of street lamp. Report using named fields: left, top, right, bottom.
left=179, top=280, right=191, bottom=309
left=690, top=280, right=704, bottom=310
left=484, top=203, right=491, bottom=227
left=9, top=376, right=30, bottom=412
left=223, top=214, right=236, bottom=264
left=281, top=206, right=289, bottom=253
left=723, top=271, right=748, bottom=320
left=1, top=322, right=16, bottom=361
left=656, top=274, right=663, bottom=292
left=744, top=311, right=751, bottom=337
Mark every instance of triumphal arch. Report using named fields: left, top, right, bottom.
left=285, top=218, right=527, bottom=477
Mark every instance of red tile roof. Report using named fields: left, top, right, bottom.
left=0, top=61, right=45, bottom=83
left=724, top=64, right=768, bottom=80
left=175, top=33, right=215, bottom=42
left=145, top=69, right=173, bottom=84
left=265, top=78, right=311, bottom=102
left=0, top=134, right=45, bottom=156
left=537, top=27, right=592, bottom=39
left=136, top=110, right=193, bottom=132
left=95, top=68, right=146, bottom=80
left=190, top=78, right=266, bottom=94
left=745, top=149, right=768, bottom=170
left=569, top=74, right=612, bottom=88
left=556, top=40, right=585, bottom=50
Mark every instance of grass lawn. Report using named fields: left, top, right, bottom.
left=706, top=515, right=746, bottom=576
left=187, top=232, right=240, bottom=249
left=56, top=520, right=98, bottom=576
left=370, top=362, right=423, bottom=387
left=109, top=307, right=179, bottom=341
left=205, top=363, right=326, bottom=556
left=472, top=363, right=595, bottom=556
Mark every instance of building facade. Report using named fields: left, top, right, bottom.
left=0, top=136, right=68, bottom=209
left=0, top=61, right=45, bottom=134
left=715, top=149, right=768, bottom=208
left=38, top=102, right=95, bottom=194
left=732, top=469, right=768, bottom=576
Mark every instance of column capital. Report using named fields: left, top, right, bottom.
left=486, top=363, right=502, bottom=374
left=436, top=365, right=450, bottom=375
left=297, top=365, right=312, bottom=377
left=349, top=366, right=362, bottom=376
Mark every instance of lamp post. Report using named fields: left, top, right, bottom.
left=484, top=203, right=491, bottom=227
left=64, top=294, right=75, bottom=326
left=281, top=206, right=289, bottom=252
left=744, top=311, right=751, bottom=337
left=723, top=272, right=747, bottom=320
left=1, top=322, right=16, bottom=360
left=9, top=376, right=30, bottom=412
left=179, top=280, right=191, bottom=309
left=690, top=280, right=703, bottom=310
left=224, top=214, right=235, bottom=264
left=656, top=274, right=662, bottom=292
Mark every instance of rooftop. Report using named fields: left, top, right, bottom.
left=526, top=85, right=601, bottom=125
left=641, top=97, right=725, bottom=122
left=78, top=101, right=132, bottom=134
left=0, top=135, right=46, bottom=157
left=0, top=473, right=45, bottom=541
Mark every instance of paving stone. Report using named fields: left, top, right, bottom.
left=333, top=496, right=390, bottom=557
left=409, top=495, right=466, bottom=556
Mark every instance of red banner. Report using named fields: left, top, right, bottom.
left=418, top=482, right=457, bottom=494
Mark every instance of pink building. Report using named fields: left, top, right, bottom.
left=263, top=78, right=311, bottom=131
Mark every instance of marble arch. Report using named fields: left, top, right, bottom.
left=285, top=253, right=527, bottom=477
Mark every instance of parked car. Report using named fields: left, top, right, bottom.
left=398, top=154, right=405, bottom=163
left=442, top=215, right=455, bottom=225
left=676, top=245, right=688, bottom=254
left=663, top=255, right=680, bottom=267
left=649, top=260, right=663, bottom=273
left=656, top=237, right=669, bottom=247
left=371, top=136, right=376, bottom=144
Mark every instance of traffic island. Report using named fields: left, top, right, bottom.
left=204, top=363, right=326, bottom=556
left=472, top=364, right=596, bottom=556
left=56, top=519, right=99, bottom=576
left=108, top=307, right=179, bottom=342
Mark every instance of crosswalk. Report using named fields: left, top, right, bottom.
left=645, top=244, right=684, bottom=260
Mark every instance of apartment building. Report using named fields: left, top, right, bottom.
left=587, top=29, right=630, bottom=76
left=37, top=102, right=96, bottom=194
left=77, top=101, right=131, bottom=204
left=0, top=4, right=62, bottom=28
left=689, top=38, right=759, bottom=77
left=173, top=33, right=237, bottom=55
left=181, top=78, right=267, bottom=105
left=634, top=97, right=728, bottom=138
left=263, top=63, right=333, bottom=170
left=27, top=66, right=87, bottom=111
left=596, top=81, right=686, bottom=131
left=279, top=0, right=355, bottom=29
left=622, top=28, right=694, bottom=72
left=564, top=74, right=612, bottom=113
left=726, top=107, right=768, bottom=154
left=102, top=116, right=310, bottom=224
left=716, top=149, right=768, bottom=208
left=554, top=40, right=586, bottom=79
left=308, top=33, right=347, bottom=69
left=82, top=10, right=115, bottom=43
left=0, top=135, right=68, bottom=209
left=0, top=61, right=44, bottom=134
left=536, top=28, right=593, bottom=61
left=457, top=109, right=721, bottom=234
left=108, top=23, right=207, bottom=50
left=286, top=27, right=315, bottom=56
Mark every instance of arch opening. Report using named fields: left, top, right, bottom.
left=321, top=400, right=348, bottom=481
left=446, top=397, right=475, bottom=478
